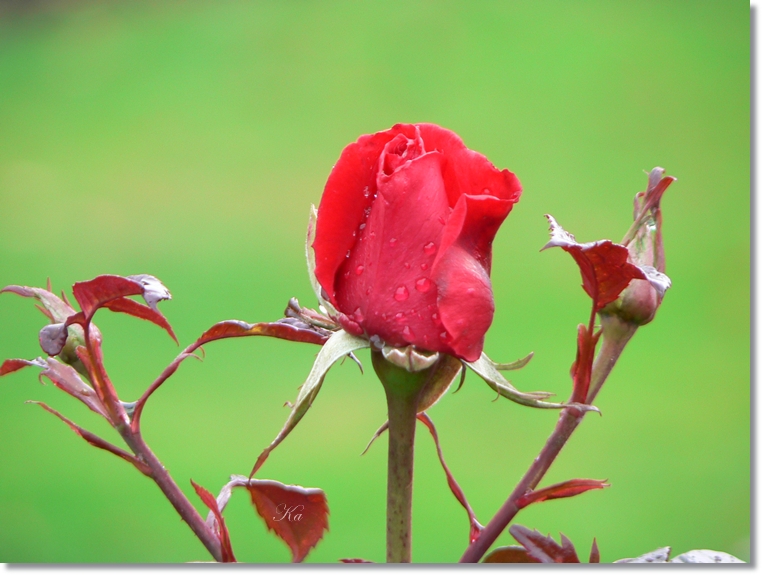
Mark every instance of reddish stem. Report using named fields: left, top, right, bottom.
left=458, top=407, right=584, bottom=563
left=131, top=342, right=203, bottom=431
left=83, top=324, right=223, bottom=561
left=119, top=430, right=224, bottom=562
left=459, top=318, right=636, bottom=563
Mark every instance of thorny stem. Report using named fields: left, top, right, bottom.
left=459, top=323, right=637, bottom=563
left=119, top=430, right=224, bottom=563
left=84, top=324, right=223, bottom=562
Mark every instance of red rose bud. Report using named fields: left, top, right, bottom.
left=601, top=167, right=674, bottom=327
left=312, top=123, right=521, bottom=362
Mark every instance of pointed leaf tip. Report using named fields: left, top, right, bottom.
left=191, top=480, right=236, bottom=563
left=515, top=478, right=609, bottom=509
left=589, top=538, right=600, bottom=563
left=510, top=525, right=580, bottom=563
left=1, top=358, right=45, bottom=376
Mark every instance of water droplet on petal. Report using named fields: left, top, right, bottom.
left=431, top=312, right=439, bottom=322
left=415, top=278, right=432, bottom=293
left=366, top=288, right=372, bottom=295
left=353, top=307, right=364, bottom=323
left=369, top=231, right=376, bottom=238
left=404, top=262, right=411, bottom=269
left=394, top=285, right=409, bottom=302
left=440, top=331, right=448, bottom=341
left=423, top=242, right=436, bottom=255
left=363, top=186, right=371, bottom=198
left=394, top=312, right=405, bottom=323
left=359, top=223, right=366, bottom=231
left=355, top=265, right=364, bottom=276
left=402, top=325, right=413, bottom=339
left=438, top=215, right=446, bottom=225
left=389, top=238, right=398, bottom=248
left=420, top=263, right=429, bottom=271
left=346, top=250, right=351, bottom=258
left=466, top=288, right=476, bottom=295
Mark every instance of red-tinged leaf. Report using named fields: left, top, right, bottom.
left=339, top=558, right=374, bottom=563
left=1, top=285, right=76, bottom=323
left=30, top=401, right=150, bottom=475
left=509, top=525, right=580, bottom=563
left=571, top=323, right=601, bottom=404
left=72, top=274, right=171, bottom=321
left=191, top=480, right=236, bottom=563
left=75, top=341, right=123, bottom=422
left=41, top=357, right=110, bottom=419
left=0, top=358, right=45, bottom=376
left=590, top=538, right=600, bottom=563
left=542, top=215, right=647, bottom=311
left=102, top=297, right=177, bottom=344
left=483, top=546, right=540, bottom=563
left=417, top=413, right=483, bottom=543
left=2, top=357, right=109, bottom=419
left=515, top=478, right=610, bottom=509
left=245, top=479, right=329, bottom=563
left=72, top=275, right=145, bottom=319
left=194, top=319, right=329, bottom=348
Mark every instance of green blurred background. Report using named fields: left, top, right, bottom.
left=0, top=0, right=749, bottom=564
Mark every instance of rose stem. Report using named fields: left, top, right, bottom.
left=458, top=324, right=636, bottom=563
left=84, top=325, right=224, bottom=563
left=119, top=430, right=224, bottom=562
left=371, top=351, right=433, bottom=563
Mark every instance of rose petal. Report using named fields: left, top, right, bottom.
left=417, top=123, right=522, bottom=206
left=433, top=195, right=512, bottom=361
left=336, top=151, right=450, bottom=351
left=313, top=129, right=400, bottom=301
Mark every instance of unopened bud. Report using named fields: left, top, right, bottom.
left=601, top=168, right=675, bottom=327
